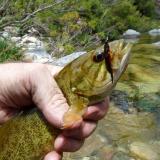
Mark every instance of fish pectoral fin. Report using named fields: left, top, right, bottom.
left=62, top=110, right=83, bottom=129
left=62, top=96, right=88, bottom=129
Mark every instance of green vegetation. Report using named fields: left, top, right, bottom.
left=0, top=0, right=159, bottom=55
left=0, top=40, right=22, bottom=62
left=132, top=0, right=157, bottom=18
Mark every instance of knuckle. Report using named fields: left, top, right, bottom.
left=99, top=110, right=107, bottom=119
left=30, top=64, right=48, bottom=76
left=72, top=140, right=84, bottom=152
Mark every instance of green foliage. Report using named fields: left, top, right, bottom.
left=49, top=30, right=58, bottom=37
left=64, top=44, right=75, bottom=55
left=132, top=0, right=156, bottom=18
left=59, top=11, right=79, bottom=23
left=94, top=0, right=159, bottom=39
left=0, top=0, right=160, bottom=55
left=0, top=40, right=22, bottom=62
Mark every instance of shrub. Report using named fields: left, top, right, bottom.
left=132, top=0, right=156, bottom=18
left=0, top=40, right=22, bottom=62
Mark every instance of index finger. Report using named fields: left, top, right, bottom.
left=83, top=97, right=109, bottom=121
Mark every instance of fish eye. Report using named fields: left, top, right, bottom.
left=93, top=52, right=104, bottom=62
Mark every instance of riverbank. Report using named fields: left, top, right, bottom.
left=0, top=0, right=159, bottom=59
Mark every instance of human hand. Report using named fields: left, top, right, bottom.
left=0, top=63, right=109, bottom=160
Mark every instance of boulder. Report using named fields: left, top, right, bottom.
left=148, top=29, right=160, bottom=36
left=123, top=29, right=140, bottom=38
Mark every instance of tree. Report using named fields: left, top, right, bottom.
left=132, top=0, right=156, bottom=18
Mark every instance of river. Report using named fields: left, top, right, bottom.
left=64, top=35, right=160, bottom=160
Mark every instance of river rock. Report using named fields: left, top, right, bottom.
left=4, top=26, right=19, bottom=36
left=148, top=29, right=160, bottom=36
left=123, top=29, right=140, bottom=38
left=152, top=41, right=160, bottom=47
left=129, top=142, right=159, bottom=160
left=11, top=37, right=21, bottom=43
left=110, top=90, right=130, bottom=112
left=28, top=27, right=40, bottom=36
left=20, top=35, right=40, bottom=44
left=0, top=26, right=19, bottom=39
left=20, top=35, right=54, bottom=63
left=1, top=31, right=10, bottom=38
left=112, top=152, right=134, bottom=160
left=103, top=105, right=157, bottom=143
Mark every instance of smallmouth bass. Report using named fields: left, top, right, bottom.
left=0, top=39, right=132, bottom=159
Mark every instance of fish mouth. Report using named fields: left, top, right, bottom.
left=113, top=42, right=132, bottom=83
left=87, top=41, right=132, bottom=104
left=95, top=40, right=132, bottom=99
left=96, top=40, right=132, bottom=95
left=85, top=40, right=132, bottom=96
left=102, top=39, right=132, bottom=84
left=71, top=40, right=132, bottom=98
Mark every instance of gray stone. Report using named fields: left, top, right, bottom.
left=123, top=29, right=140, bottom=38
left=28, top=27, right=40, bottom=36
left=20, top=35, right=40, bottom=44
left=11, top=37, right=21, bottom=43
left=148, top=29, right=160, bottom=36
left=2, top=31, right=10, bottom=38
left=152, top=41, right=160, bottom=47
left=20, top=35, right=54, bottom=63
left=4, top=26, right=19, bottom=36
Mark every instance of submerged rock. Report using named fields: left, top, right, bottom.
left=112, top=152, right=134, bottom=160
left=103, top=105, right=157, bottom=143
left=152, top=41, right=160, bottom=47
left=129, top=142, right=159, bottom=160
left=110, top=90, right=130, bottom=112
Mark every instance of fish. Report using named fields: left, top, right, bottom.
left=0, top=39, right=132, bottom=160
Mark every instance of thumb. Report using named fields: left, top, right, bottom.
left=30, top=64, right=81, bottom=129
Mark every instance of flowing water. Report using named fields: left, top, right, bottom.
left=64, top=35, right=160, bottom=160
